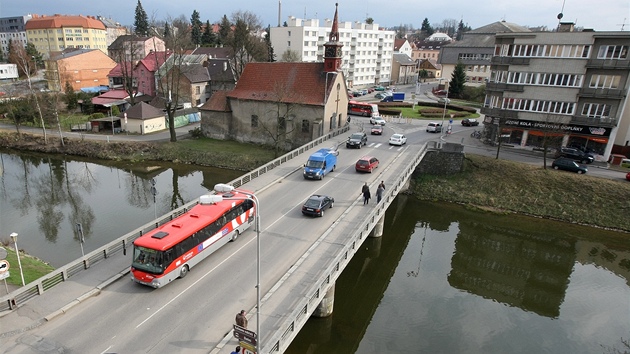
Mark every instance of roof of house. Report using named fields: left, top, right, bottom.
left=199, top=90, right=231, bottom=112
left=394, top=39, right=408, bottom=51
left=108, top=62, right=135, bottom=77
left=108, top=35, right=156, bottom=50
left=393, top=53, right=416, bottom=65
left=97, top=89, right=130, bottom=99
left=467, top=20, right=531, bottom=34
left=118, top=102, right=165, bottom=119
left=192, top=47, right=233, bottom=59
left=25, top=15, right=105, bottom=30
left=206, top=58, right=236, bottom=82
left=227, top=62, right=339, bottom=106
left=138, top=51, right=171, bottom=72
left=182, top=63, right=211, bottom=83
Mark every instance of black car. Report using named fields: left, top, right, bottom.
left=461, top=118, right=479, bottom=126
left=346, top=132, right=368, bottom=148
left=302, top=194, right=334, bottom=217
left=557, top=147, right=594, bottom=164
left=551, top=158, right=588, bottom=174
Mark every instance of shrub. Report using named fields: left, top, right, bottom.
left=90, top=112, right=105, bottom=119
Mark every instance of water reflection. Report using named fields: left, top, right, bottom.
left=0, top=151, right=243, bottom=267
left=287, top=197, right=630, bottom=354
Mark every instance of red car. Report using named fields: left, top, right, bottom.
left=356, top=156, right=379, bottom=173
left=371, top=125, right=383, bottom=135
left=626, top=172, right=630, bottom=181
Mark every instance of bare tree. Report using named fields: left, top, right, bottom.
left=280, top=49, right=301, bottom=62
left=227, top=11, right=267, bottom=79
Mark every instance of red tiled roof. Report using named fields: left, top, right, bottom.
left=139, top=51, right=171, bottom=72
left=108, top=62, right=134, bottom=77
left=199, top=91, right=231, bottom=112
left=228, top=62, right=336, bottom=106
left=26, top=15, right=105, bottom=30
left=97, top=89, right=130, bottom=99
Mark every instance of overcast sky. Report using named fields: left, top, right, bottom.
left=2, top=0, right=629, bottom=32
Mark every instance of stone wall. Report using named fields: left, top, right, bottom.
left=416, top=142, right=464, bottom=175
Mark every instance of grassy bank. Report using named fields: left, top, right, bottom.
left=410, top=154, right=630, bottom=232
left=1, top=245, right=55, bottom=287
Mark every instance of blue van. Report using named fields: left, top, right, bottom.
left=303, top=148, right=338, bottom=180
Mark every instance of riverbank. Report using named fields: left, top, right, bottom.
left=2, top=130, right=629, bottom=233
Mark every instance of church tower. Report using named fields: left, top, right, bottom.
left=323, top=3, right=343, bottom=72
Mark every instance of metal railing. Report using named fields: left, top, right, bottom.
left=0, top=124, right=351, bottom=313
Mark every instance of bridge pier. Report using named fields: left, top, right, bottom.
left=370, top=215, right=385, bottom=238
left=312, top=284, right=335, bottom=317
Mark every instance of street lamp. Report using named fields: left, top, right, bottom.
left=440, top=81, right=450, bottom=139
left=10, top=233, right=25, bottom=287
left=213, top=183, right=261, bottom=351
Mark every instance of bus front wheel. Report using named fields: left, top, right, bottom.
left=179, top=265, right=189, bottom=278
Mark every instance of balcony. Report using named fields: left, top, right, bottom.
left=570, top=115, right=618, bottom=128
left=586, top=59, right=630, bottom=70
left=578, top=87, right=626, bottom=99
left=490, top=57, right=531, bottom=66
left=480, top=107, right=519, bottom=119
left=485, top=82, right=525, bottom=92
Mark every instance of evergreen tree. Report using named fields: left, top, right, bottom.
left=456, top=20, right=465, bottom=41
left=64, top=81, right=78, bottom=110
left=421, top=18, right=434, bottom=36
left=201, top=20, right=216, bottom=46
left=163, top=22, right=171, bottom=38
left=25, top=43, right=43, bottom=70
left=0, top=46, right=5, bottom=63
left=449, top=62, right=467, bottom=98
left=218, top=15, right=231, bottom=46
left=190, top=10, right=202, bottom=46
left=134, top=0, right=149, bottom=36
left=264, top=25, right=275, bottom=62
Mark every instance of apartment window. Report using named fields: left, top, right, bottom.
left=302, top=120, right=310, bottom=133
left=195, top=86, right=200, bottom=94
left=598, top=45, right=628, bottom=59
left=582, top=103, right=611, bottom=118
left=251, top=115, right=258, bottom=127
left=589, top=75, right=621, bottom=89
left=287, top=31, right=291, bottom=36
left=287, top=41, right=291, bottom=46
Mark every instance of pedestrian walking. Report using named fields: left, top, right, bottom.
left=235, top=310, right=248, bottom=329
left=376, top=183, right=385, bottom=203
left=379, top=181, right=386, bottom=190
left=361, top=182, right=371, bottom=205
left=231, top=346, right=241, bottom=354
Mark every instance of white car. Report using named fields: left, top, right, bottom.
left=389, top=133, right=407, bottom=146
left=370, top=116, right=386, bottom=125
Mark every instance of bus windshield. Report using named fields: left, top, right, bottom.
left=132, top=246, right=166, bottom=274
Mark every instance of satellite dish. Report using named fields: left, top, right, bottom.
left=557, top=13, right=564, bottom=20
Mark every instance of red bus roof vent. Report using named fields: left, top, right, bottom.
left=189, top=214, right=200, bottom=218
left=171, top=223, right=182, bottom=228
left=151, top=231, right=169, bottom=239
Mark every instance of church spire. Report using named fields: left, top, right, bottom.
left=323, top=3, right=342, bottom=72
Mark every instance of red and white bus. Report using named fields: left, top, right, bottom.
left=131, top=189, right=256, bottom=288
left=348, top=101, right=379, bottom=117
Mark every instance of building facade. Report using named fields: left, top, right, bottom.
left=440, top=21, right=530, bottom=85
left=0, top=15, right=31, bottom=55
left=46, top=49, right=117, bottom=91
left=25, top=14, right=108, bottom=58
left=481, top=26, right=630, bottom=161
left=270, top=17, right=395, bottom=88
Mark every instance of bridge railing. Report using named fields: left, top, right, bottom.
left=0, top=125, right=351, bottom=313
left=263, top=143, right=428, bottom=353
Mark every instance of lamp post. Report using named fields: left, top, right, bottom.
left=213, top=184, right=261, bottom=351
left=10, top=233, right=25, bottom=287
left=440, top=81, right=450, bottom=139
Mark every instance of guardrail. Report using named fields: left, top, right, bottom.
left=263, top=143, right=428, bottom=353
left=0, top=124, right=351, bottom=313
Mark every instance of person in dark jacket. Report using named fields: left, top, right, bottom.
left=235, top=310, right=248, bottom=328
left=361, top=182, right=371, bottom=205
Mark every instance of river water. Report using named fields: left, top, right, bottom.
left=1, top=151, right=629, bottom=353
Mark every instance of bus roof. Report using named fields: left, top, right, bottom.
left=133, top=189, right=253, bottom=251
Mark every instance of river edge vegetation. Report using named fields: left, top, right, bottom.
left=1, top=131, right=629, bottom=286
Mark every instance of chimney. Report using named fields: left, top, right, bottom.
left=558, top=22, right=575, bottom=32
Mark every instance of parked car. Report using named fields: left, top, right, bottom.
left=346, top=132, right=368, bottom=148
left=371, top=125, right=383, bottom=135
left=557, top=147, right=594, bottom=164
left=434, top=89, right=447, bottom=96
left=361, top=89, right=368, bottom=95
left=367, top=88, right=375, bottom=93
left=437, top=97, right=451, bottom=104
left=461, top=118, right=479, bottom=126
left=626, top=172, right=630, bottom=181
left=374, top=86, right=386, bottom=91
left=426, top=122, right=442, bottom=133
left=375, top=92, right=388, bottom=99
left=352, top=90, right=364, bottom=97
left=370, top=116, right=386, bottom=125
left=551, top=157, right=588, bottom=174
left=388, top=133, right=407, bottom=146
left=355, top=156, right=379, bottom=173
left=302, top=194, right=334, bottom=217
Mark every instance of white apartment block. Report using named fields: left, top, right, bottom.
left=0, top=15, right=32, bottom=56
left=270, top=17, right=395, bottom=87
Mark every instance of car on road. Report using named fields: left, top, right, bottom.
left=426, top=122, right=442, bottom=133
left=434, top=89, right=447, bottom=96
left=627, top=172, right=630, bottom=181
left=437, top=97, right=451, bottom=104
left=374, top=86, right=386, bottom=91
left=556, top=147, right=594, bottom=164
left=371, top=125, right=383, bottom=135
left=370, top=116, right=386, bottom=125
left=375, top=92, right=388, bottom=99
left=302, top=194, right=334, bottom=217
left=551, top=157, right=588, bottom=174
left=461, top=118, right=479, bottom=126
left=388, top=133, right=407, bottom=146
left=346, top=132, right=368, bottom=148
left=355, top=156, right=379, bottom=173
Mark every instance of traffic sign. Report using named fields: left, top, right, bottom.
left=0, top=260, right=9, bottom=273
left=233, top=324, right=257, bottom=346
